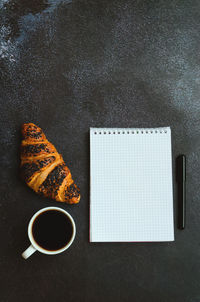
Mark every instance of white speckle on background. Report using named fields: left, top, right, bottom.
left=0, top=25, right=17, bottom=62
left=0, top=0, right=72, bottom=65
left=0, top=0, right=10, bottom=9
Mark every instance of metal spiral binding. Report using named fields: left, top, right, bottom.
left=93, top=129, right=168, bottom=135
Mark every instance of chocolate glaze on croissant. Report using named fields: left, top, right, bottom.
left=20, top=123, right=80, bottom=204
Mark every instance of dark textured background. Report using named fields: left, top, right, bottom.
left=1, top=0, right=200, bottom=301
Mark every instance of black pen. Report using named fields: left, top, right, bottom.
left=176, top=155, right=186, bottom=230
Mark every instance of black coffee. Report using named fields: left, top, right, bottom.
left=32, top=210, right=73, bottom=251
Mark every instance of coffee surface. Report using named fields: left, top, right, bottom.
left=32, top=210, right=73, bottom=251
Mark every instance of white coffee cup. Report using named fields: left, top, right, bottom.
left=22, top=207, right=76, bottom=259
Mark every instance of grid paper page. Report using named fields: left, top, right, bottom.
left=90, top=127, right=174, bottom=242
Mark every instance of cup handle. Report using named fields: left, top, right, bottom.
left=22, top=245, right=36, bottom=259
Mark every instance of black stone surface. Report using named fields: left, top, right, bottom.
left=1, top=0, right=200, bottom=301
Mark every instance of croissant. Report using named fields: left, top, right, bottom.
left=20, top=123, right=80, bottom=204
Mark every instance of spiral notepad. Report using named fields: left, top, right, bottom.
left=90, top=127, right=174, bottom=242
